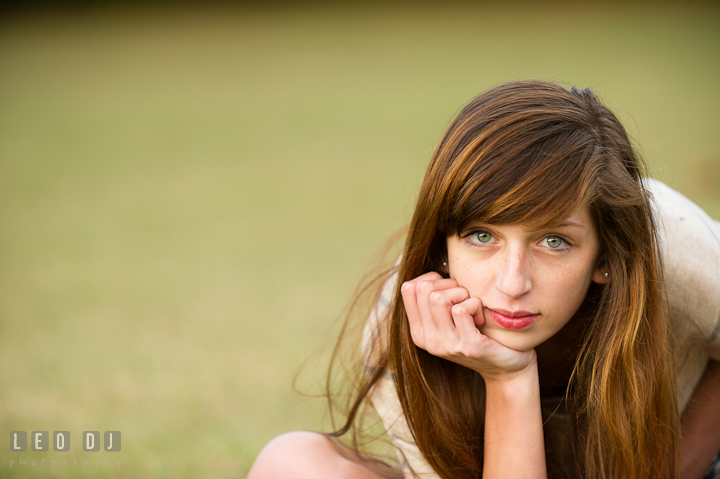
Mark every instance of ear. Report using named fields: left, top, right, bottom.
left=592, top=260, right=610, bottom=285
left=439, top=257, right=449, bottom=277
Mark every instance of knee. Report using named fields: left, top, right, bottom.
left=247, top=431, right=343, bottom=479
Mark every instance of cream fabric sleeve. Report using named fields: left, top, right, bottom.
left=647, top=179, right=720, bottom=410
left=361, top=272, right=440, bottom=479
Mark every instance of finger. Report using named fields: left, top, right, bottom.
left=406, top=275, right=458, bottom=292
left=459, top=297, right=486, bottom=327
left=455, top=296, right=485, bottom=327
left=405, top=271, right=445, bottom=283
left=452, top=298, right=485, bottom=342
left=472, top=302, right=485, bottom=327
left=400, top=281, right=425, bottom=349
left=428, top=287, right=470, bottom=339
left=414, top=280, right=441, bottom=347
left=402, top=274, right=460, bottom=350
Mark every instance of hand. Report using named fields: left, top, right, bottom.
left=400, top=272, right=536, bottom=381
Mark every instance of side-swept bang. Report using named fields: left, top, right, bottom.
left=441, top=127, right=600, bottom=235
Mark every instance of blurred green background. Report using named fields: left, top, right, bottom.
left=1, top=2, right=719, bottom=477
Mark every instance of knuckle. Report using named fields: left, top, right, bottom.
left=445, top=343, right=461, bottom=356
left=428, top=291, right=445, bottom=305
left=417, top=281, right=434, bottom=295
left=452, top=304, right=466, bottom=316
left=400, top=281, right=415, bottom=295
left=460, top=345, right=476, bottom=358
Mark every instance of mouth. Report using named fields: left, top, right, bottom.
left=485, top=308, right=539, bottom=330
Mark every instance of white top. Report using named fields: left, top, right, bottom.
left=361, top=179, right=720, bottom=478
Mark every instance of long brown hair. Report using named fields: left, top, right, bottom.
left=328, top=80, right=679, bottom=479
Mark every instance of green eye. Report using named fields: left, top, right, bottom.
left=475, top=232, right=493, bottom=243
left=545, top=236, right=564, bottom=248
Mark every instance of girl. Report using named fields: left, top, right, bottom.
left=248, top=80, right=720, bottom=479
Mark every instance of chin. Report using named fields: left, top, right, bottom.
left=480, top=327, right=541, bottom=352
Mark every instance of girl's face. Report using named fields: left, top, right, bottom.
left=445, top=207, right=608, bottom=352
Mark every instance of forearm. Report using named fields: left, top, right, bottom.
left=681, top=359, right=720, bottom=479
left=482, top=360, right=547, bottom=479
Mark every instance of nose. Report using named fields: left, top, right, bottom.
left=495, top=246, right=533, bottom=299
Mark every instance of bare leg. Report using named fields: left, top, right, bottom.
left=247, top=431, right=401, bottom=479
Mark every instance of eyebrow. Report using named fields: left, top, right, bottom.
left=555, top=221, right=586, bottom=229
left=463, top=220, right=587, bottom=232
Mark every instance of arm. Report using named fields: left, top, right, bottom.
left=401, top=273, right=547, bottom=479
left=483, top=359, right=547, bottom=479
left=681, top=359, right=720, bottom=479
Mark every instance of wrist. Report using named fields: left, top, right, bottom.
left=479, top=350, right=539, bottom=386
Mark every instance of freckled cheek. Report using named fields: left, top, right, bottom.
left=450, top=265, right=494, bottom=296
left=545, top=266, right=594, bottom=310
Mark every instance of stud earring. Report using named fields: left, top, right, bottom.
left=604, top=272, right=609, bottom=278
left=442, top=261, right=447, bottom=267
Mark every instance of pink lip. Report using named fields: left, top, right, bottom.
left=486, top=308, right=539, bottom=330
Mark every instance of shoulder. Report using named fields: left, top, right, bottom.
left=645, top=178, right=720, bottom=242
left=645, top=178, right=720, bottom=301
left=645, top=179, right=720, bottom=359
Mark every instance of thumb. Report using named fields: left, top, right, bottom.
left=470, top=298, right=485, bottom=327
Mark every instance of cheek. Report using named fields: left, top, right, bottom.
left=544, top=263, right=595, bottom=313
left=448, top=260, right=493, bottom=296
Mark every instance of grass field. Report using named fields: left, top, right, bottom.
left=1, top=3, right=719, bottom=477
